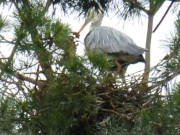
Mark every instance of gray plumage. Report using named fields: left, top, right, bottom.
left=76, top=2, right=147, bottom=79
left=84, top=26, right=147, bottom=65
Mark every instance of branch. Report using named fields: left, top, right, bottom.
left=0, top=35, right=15, bottom=44
left=15, top=72, right=45, bottom=86
left=0, top=118, right=30, bottom=122
left=0, top=59, right=45, bottom=87
left=8, top=45, right=17, bottom=61
left=148, top=69, right=180, bottom=91
left=101, top=108, right=131, bottom=121
left=153, top=0, right=175, bottom=32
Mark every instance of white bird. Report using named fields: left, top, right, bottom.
left=74, top=3, right=147, bottom=79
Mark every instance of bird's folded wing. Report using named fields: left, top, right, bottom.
left=84, top=26, right=147, bottom=56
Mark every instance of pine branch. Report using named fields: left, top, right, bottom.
left=12, top=0, right=54, bottom=81
left=14, top=72, right=46, bottom=87
left=0, top=60, right=45, bottom=88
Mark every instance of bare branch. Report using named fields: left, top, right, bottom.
left=0, top=118, right=30, bottom=122
left=0, top=35, right=15, bottom=44
left=101, top=108, right=131, bottom=121
left=153, top=0, right=175, bottom=32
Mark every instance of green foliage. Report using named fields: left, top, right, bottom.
left=149, top=0, right=165, bottom=13
left=53, top=21, right=70, bottom=46
left=173, top=84, right=180, bottom=105
left=15, top=25, right=29, bottom=51
left=51, top=0, right=110, bottom=15
left=0, top=95, right=19, bottom=134
left=88, top=52, right=114, bottom=73
left=20, top=57, right=100, bottom=134
left=120, top=0, right=165, bottom=19
left=0, top=15, right=7, bottom=31
left=1, top=62, right=13, bottom=74
left=163, top=11, right=180, bottom=77
left=0, top=1, right=180, bottom=135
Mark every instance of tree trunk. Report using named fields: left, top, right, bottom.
left=143, top=14, right=154, bottom=83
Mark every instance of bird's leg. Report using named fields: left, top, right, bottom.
left=120, top=68, right=127, bottom=84
left=114, top=60, right=122, bottom=78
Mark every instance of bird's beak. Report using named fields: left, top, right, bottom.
left=72, top=19, right=90, bottom=38
left=78, top=8, right=95, bottom=33
left=78, top=18, right=90, bottom=34
left=72, top=19, right=89, bottom=38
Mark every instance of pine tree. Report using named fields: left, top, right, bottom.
left=0, top=0, right=179, bottom=135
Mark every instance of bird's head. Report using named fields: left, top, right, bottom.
left=76, top=1, right=104, bottom=35
left=87, top=7, right=104, bottom=31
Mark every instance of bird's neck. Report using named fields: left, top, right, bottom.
left=90, top=13, right=104, bottom=31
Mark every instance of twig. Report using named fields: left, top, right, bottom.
left=0, top=118, right=30, bottom=122
left=101, top=108, right=131, bottom=121
left=0, top=35, right=15, bottom=44
left=153, top=0, right=175, bottom=33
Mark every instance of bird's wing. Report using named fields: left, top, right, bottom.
left=84, top=26, right=147, bottom=56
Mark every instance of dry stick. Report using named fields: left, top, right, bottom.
left=101, top=108, right=131, bottom=121
left=0, top=118, right=30, bottom=122
left=153, top=0, right=175, bottom=33
left=0, top=35, right=15, bottom=44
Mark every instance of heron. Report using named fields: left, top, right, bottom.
left=73, top=4, right=147, bottom=79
